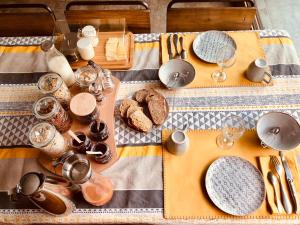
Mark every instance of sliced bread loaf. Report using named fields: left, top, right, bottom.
left=119, top=99, right=138, bottom=118
left=126, top=105, right=143, bottom=118
left=128, top=110, right=153, bottom=133
left=148, top=99, right=168, bottom=125
left=134, top=89, right=149, bottom=103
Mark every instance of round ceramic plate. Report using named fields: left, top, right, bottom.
left=192, top=31, right=237, bottom=63
left=205, top=156, right=265, bottom=216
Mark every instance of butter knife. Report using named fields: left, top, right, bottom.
left=280, top=151, right=300, bottom=213
left=167, top=34, right=173, bottom=60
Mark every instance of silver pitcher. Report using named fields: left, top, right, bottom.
left=8, top=172, right=76, bottom=216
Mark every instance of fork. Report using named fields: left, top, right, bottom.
left=270, top=156, right=293, bottom=214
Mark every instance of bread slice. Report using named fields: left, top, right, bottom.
left=145, top=89, right=165, bottom=102
left=128, top=110, right=153, bottom=133
left=126, top=105, right=143, bottom=118
left=148, top=99, right=168, bottom=125
left=134, top=89, right=149, bottom=103
left=119, top=99, right=138, bottom=118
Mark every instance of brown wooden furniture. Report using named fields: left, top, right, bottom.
left=0, top=3, right=56, bottom=37
left=167, top=0, right=261, bottom=32
left=65, top=1, right=150, bottom=34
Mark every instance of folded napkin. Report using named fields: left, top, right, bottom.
left=160, top=31, right=272, bottom=88
left=259, top=152, right=300, bottom=215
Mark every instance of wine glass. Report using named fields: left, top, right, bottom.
left=211, top=44, right=236, bottom=82
left=216, top=115, right=245, bottom=149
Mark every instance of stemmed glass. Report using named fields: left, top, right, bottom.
left=211, top=45, right=236, bottom=82
left=216, top=115, right=245, bottom=149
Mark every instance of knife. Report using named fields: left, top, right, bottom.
left=280, top=151, right=300, bottom=213
left=167, top=34, right=173, bottom=60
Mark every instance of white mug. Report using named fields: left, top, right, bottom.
left=166, top=130, right=189, bottom=155
left=246, top=58, right=272, bottom=83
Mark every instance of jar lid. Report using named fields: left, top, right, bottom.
left=70, top=93, right=97, bottom=116
left=29, top=122, right=56, bottom=148
left=41, top=40, right=54, bottom=52
left=33, top=96, right=60, bottom=120
left=82, top=25, right=97, bottom=37
left=38, top=73, right=63, bottom=94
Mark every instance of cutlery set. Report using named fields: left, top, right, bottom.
left=167, top=34, right=187, bottom=60
left=269, top=154, right=300, bottom=214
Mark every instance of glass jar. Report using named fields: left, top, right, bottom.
left=74, top=65, right=98, bottom=90
left=90, top=142, right=112, bottom=164
left=38, top=73, right=71, bottom=110
left=80, top=172, right=113, bottom=206
left=29, top=122, right=67, bottom=159
left=33, top=96, right=72, bottom=133
left=70, top=132, right=92, bottom=154
left=88, top=60, right=114, bottom=94
left=41, top=40, right=76, bottom=87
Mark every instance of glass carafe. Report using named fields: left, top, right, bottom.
left=41, top=40, right=76, bottom=87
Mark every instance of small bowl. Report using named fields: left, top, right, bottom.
left=158, top=59, right=195, bottom=89
left=91, top=142, right=112, bottom=164
left=256, top=112, right=300, bottom=151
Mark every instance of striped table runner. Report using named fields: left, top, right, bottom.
left=1, top=30, right=300, bottom=224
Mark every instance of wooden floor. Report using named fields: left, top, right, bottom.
left=256, top=0, right=300, bottom=54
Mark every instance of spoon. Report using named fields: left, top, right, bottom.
left=179, top=36, right=187, bottom=60
left=267, top=171, right=284, bottom=213
left=86, top=151, right=103, bottom=155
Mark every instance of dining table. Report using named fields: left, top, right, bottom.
left=1, top=29, right=300, bottom=225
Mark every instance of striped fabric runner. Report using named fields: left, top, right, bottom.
left=1, top=29, right=300, bottom=224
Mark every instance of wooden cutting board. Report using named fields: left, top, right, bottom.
left=70, top=31, right=134, bottom=70
left=38, top=76, right=120, bottom=175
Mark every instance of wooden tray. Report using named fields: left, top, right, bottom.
left=70, top=31, right=134, bottom=70
left=38, top=76, right=120, bottom=175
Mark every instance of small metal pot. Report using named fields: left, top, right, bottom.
left=54, top=151, right=92, bottom=184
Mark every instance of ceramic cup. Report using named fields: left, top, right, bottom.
left=166, top=130, right=189, bottom=155
left=246, top=58, right=272, bottom=83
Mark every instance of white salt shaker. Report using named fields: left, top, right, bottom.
left=77, top=38, right=95, bottom=60
left=82, top=25, right=99, bottom=47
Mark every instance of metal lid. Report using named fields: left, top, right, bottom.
left=41, top=40, right=54, bottom=52
left=28, top=122, right=56, bottom=148
left=38, top=73, right=63, bottom=94
left=18, top=172, right=43, bottom=196
left=33, top=96, right=59, bottom=120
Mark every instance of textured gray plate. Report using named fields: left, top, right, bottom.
left=192, top=31, right=237, bottom=63
left=205, top=156, right=265, bottom=216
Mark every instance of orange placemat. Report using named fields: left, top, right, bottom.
left=160, top=31, right=272, bottom=88
left=162, top=129, right=300, bottom=219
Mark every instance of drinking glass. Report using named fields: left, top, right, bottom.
left=216, top=115, right=245, bottom=149
left=211, top=45, right=236, bottom=82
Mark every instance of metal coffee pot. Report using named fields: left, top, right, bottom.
left=8, top=172, right=76, bottom=216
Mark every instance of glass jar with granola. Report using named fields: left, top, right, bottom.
left=33, top=96, right=72, bottom=133
left=38, top=73, right=71, bottom=110
left=29, top=122, right=67, bottom=159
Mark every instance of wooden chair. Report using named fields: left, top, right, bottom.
left=65, top=1, right=150, bottom=33
left=0, top=3, right=56, bottom=37
left=167, top=0, right=261, bottom=32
